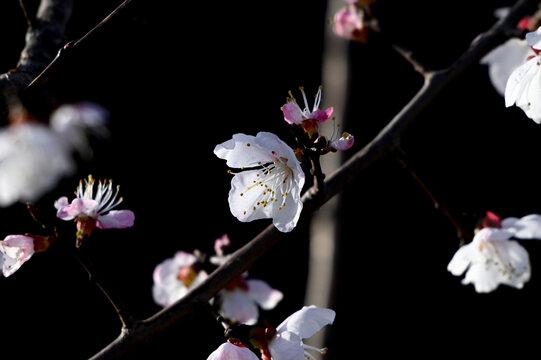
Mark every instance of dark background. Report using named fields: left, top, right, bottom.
left=0, top=0, right=540, bottom=358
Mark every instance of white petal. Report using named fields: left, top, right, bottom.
left=276, top=305, right=336, bottom=339
left=219, top=289, right=259, bottom=325
left=526, top=26, right=541, bottom=49
left=502, top=214, right=541, bottom=239
left=214, top=133, right=278, bottom=169
left=268, top=331, right=305, bottom=360
left=505, top=57, right=537, bottom=107
left=459, top=238, right=530, bottom=293
left=207, top=342, right=259, bottom=360
left=246, top=279, right=283, bottom=310
left=228, top=170, right=274, bottom=223
left=447, top=243, right=474, bottom=276
left=481, top=38, right=532, bottom=96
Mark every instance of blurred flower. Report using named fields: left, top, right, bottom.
left=505, top=26, right=541, bottom=123
left=50, top=101, right=109, bottom=159
left=251, top=305, right=335, bottom=360
left=208, top=234, right=283, bottom=324
left=447, top=211, right=541, bottom=293
left=214, top=132, right=305, bottom=233
left=219, top=276, right=283, bottom=325
left=210, top=233, right=232, bottom=265
left=0, top=101, right=109, bottom=207
left=0, top=234, right=35, bottom=277
left=152, top=250, right=208, bottom=307
left=55, top=175, right=135, bottom=247
left=332, top=4, right=370, bottom=43
left=207, top=340, right=259, bottom=360
left=282, top=87, right=333, bottom=138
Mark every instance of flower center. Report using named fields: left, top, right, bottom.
left=177, top=265, right=198, bottom=287
left=478, top=240, right=527, bottom=281
left=239, top=154, right=294, bottom=216
left=77, top=175, right=124, bottom=215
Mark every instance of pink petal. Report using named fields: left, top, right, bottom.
left=330, top=133, right=354, bottom=151
left=0, top=235, right=35, bottom=277
left=310, top=107, right=333, bottom=122
left=96, top=210, right=135, bottom=229
left=56, top=198, right=99, bottom=220
left=282, top=102, right=305, bottom=124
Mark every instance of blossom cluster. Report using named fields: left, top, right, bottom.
left=150, top=85, right=350, bottom=358
left=151, top=233, right=336, bottom=359
left=438, top=9, right=541, bottom=294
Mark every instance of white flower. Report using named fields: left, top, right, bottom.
left=268, top=305, right=335, bottom=360
left=0, top=102, right=109, bottom=207
left=50, top=101, right=109, bottom=158
left=214, top=132, right=305, bottom=233
left=219, top=278, right=283, bottom=325
left=152, top=251, right=208, bottom=307
left=505, top=27, right=541, bottom=123
left=447, top=227, right=530, bottom=293
left=0, top=122, right=75, bottom=206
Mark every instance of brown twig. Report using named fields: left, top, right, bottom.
left=394, top=148, right=472, bottom=243
left=0, top=0, right=73, bottom=93
left=71, top=249, right=137, bottom=331
left=25, top=0, right=134, bottom=91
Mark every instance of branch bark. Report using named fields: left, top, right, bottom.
left=87, top=0, right=539, bottom=358
left=0, top=0, right=73, bottom=109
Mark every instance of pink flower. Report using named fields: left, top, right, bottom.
left=0, top=235, right=35, bottom=277
left=207, top=341, right=259, bottom=360
left=282, top=87, right=333, bottom=138
left=332, top=5, right=369, bottom=42
left=55, top=175, right=135, bottom=247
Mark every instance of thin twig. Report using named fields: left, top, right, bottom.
left=25, top=0, right=133, bottom=90
left=88, top=0, right=539, bottom=358
left=72, top=249, right=137, bottom=331
left=394, top=148, right=472, bottom=243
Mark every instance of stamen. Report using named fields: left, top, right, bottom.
left=313, top=85, right=323, bottom=111
left=303, top=344, right=329, bottom=359
left=299, top=86, right=310, bottom=113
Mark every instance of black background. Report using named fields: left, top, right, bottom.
left=1, top=0, right=540, bottom=358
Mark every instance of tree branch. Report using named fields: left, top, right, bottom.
left=0, top=0, right=73, bottom=101
left=88, top=0, right=539, bottom=358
